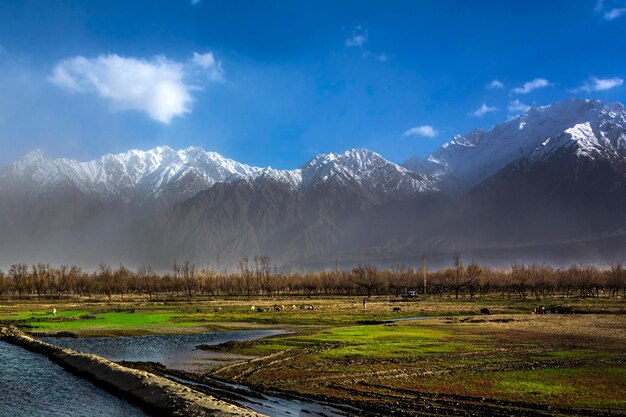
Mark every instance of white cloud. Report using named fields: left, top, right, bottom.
left=605, top=7, right=626, bottom=19
left=191, top=0, right=201, bottom=5
left=595, top=0, right=626, bottom=19
left=49, top=52, right=223, bottom=124
left=512, top=78, right=550, bottom=94
left=595, top=0, right=604, bottom=12
left=403, top=125, right=438, bottom=138
left=361, top=51, right=388, bottom=61
left=508, top=99, right=531, bottom=114
left=345, top=26, right=368, bottom=47
left=486, top=79, right=504, bottom=90
left=190, top=52, right=224, bottom=81
left=570, top=76, right=624, bottom=93
left=472, top=103, right=498, bottom=117
left=345, top=25, right=388, bottom=62
left=346, top=34, right=367, bottom=47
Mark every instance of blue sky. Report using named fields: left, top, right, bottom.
left=0, top=0, right=625, bottom=168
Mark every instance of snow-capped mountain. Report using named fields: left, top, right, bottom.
left=1, top=147, right=435, bottom=205
left=299, top=148, right=435, bottom=194
left=0, top=146, right=261, bottom=205
left=406, top=99, right=626, bottom=191
left=241, top=148, right=435, bottom=196
left=3, top=98, right=626, bottom=269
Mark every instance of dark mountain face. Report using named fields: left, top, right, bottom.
left=2, top=99, right=626, bottom=270
left=462, top=144, right=626, bottom=243
left=133, top=178, right=452, bottom=269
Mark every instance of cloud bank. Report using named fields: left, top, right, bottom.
left=49, top=52, right=223, bottom=124
left=570, top=76, right=623, bottom=92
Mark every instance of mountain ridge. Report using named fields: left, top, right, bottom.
left=1, top=147, right=436, bottom=205
left=2, top=98, right=626, bottom=269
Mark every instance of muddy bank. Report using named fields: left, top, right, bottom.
left=196, top=340, right=256, bottom=352
left=121, top=360, right=359, bottom=417
left=0, top=326, right=264, bottom=417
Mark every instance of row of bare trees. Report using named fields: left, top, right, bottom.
left=0, top=254, right=625, bottom=301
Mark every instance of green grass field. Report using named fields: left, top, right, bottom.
left=1, top=296, right=625, bottom=413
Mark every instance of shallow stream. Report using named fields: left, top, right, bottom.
left=42, top=329, right=285, bottom=372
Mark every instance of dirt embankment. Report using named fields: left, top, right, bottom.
left=0, top=326, right=264, bottom=417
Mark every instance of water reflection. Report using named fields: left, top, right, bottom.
left=42, top=329, right=286, bottom=371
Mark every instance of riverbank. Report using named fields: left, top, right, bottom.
left=0, top=326, right=264, bottom=417
left=206, top=313, right=626, bottom=416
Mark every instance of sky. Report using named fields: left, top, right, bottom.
left=0, top=0, right=625, bottom=169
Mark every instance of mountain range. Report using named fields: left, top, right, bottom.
left=2, top=98, right=626, bottom=270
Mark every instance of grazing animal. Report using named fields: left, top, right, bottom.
left=215, top=307, right=222, bottom=312
left=292, top=305, right=297, bottom=310
left=257, top=307, right=266, bottom=312
left=52, top=308, right=57, bottom=316
left=480, top=308, right=491, bottom=315
left=275, top=307, right=281, bottom=312
left=251, top=306, right=256, bottom=311
left=393, top=307, right=402, bottom=312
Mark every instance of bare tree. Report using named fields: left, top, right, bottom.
left=608, top=263, right=625, bottom=298
left=0, top=270, right=6, bottom=300
left=448, top=253, right=481, bottom=299
left=114, top=264, right=131, bottom=300
left=238, top=257, right=254, bottom=296
left=421, top=256, right=428, bottom=296
left=9, top=264, right=30, bottom=300
left=353, top=265, right=382, bottom=297
left=97, top=264, right=114, bottom=301
left=31, top=263, right=51, bottom=300
left=137, top=265, right=157, bottom=299
left=255, top=256, right=273, bottom=298
left=179, top=261, right=197, bottom=300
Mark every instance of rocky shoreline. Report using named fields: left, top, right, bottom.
left=0, top=326, right=264, bottom=417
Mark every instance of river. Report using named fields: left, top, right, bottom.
left=0, top=341, right=147, bottom=417
left=41, top=329, right=356, bottom=417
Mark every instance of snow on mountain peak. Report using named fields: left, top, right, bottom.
left=21, top=149, right=48, bottom=162
left=2, top=146, right=261, bottom=203
left=2, top=145, right=436, bottom=205
left=8, top=99, right=622, bottom=205
left=298, top=148, right=435, bottom=193
left=409, top=99, right=626, bottom=190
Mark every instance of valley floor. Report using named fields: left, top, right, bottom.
left=1, top=296, right=624, bottom=416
